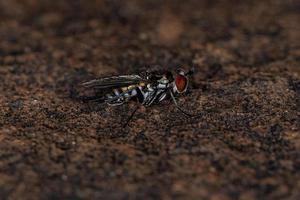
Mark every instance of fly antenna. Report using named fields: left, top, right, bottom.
left=186, top=67, right=195, bottom=76
left=169, top=90, right=202, bottom=117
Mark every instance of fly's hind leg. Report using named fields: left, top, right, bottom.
left=123, top=104, right=140, bottom=128
left=122, top=87, right=146, bottom=127
left=107, top=99, right=125, bottom=106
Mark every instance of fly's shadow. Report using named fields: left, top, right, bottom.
left=54, top=68, right=109, bottom=112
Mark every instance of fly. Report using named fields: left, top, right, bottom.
left=80, top=68, right=201, bottom=126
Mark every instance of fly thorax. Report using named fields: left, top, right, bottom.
left=147, top=84, right=155, bottom=92
left=157, top=78, right=170, bottom=89
left=157, top=83, right=168, bottom=89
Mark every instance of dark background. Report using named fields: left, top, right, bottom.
left=0, top=0, right=299, bottom=199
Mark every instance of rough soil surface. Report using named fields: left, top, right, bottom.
left=0, top=0, right=299, bottom=199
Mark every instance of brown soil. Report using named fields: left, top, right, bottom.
left=0, top=0, right=299, bottom=199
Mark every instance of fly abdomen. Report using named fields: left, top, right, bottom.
left=113, top=88, right=121, bottom=96
left=106, top=88, right=125, bottom=105
left=106, top=85, right=143, bottom=105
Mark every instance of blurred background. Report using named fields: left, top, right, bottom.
left=0, top=0, right=299, bottom=199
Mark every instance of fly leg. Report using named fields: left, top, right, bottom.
left=122, top=87, right=143, bottom=127
left=169, top=89, right=202, bottom=117
left=122, top=104, right=140, bottom=128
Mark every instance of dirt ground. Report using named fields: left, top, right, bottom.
left=0, top=0, right=299, bottom=199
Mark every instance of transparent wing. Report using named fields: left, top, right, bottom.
left=81, top=75, right=146, bottom=89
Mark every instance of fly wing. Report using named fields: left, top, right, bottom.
left=81, top=75, right=146, bottom=89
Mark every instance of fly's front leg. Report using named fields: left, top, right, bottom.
left=168, top=89, right=202, bottom=117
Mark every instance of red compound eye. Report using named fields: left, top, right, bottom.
left=175, top=75, right=188, bottom=93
